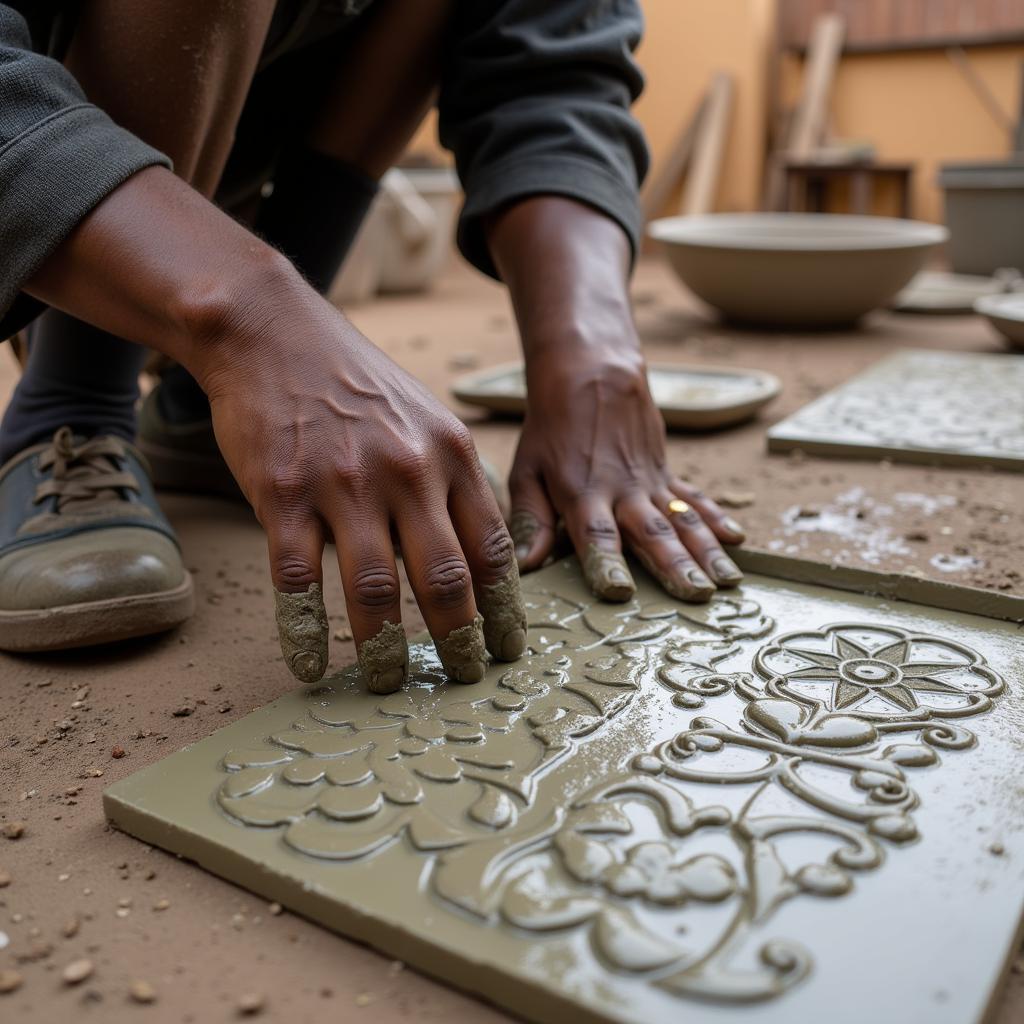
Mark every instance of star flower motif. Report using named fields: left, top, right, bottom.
left=752, top=625, right=1004, bottom=719
left=779, top=633, right=961, bottom=713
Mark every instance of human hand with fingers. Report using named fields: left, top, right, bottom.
left=508, top=348, right=744, bottom=602
left=487, top=197, right=745, bottom=604
left=198, top=279, right=528, bottom=691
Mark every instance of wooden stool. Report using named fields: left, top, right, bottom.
left=782, top=161, right=915, bottom=218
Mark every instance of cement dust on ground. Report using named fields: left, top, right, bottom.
left=1, top=257, right=1021, bottom=1021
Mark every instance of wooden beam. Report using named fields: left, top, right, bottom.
left=787, top=12, right=845, bottom=160
left=640, top=92, right=707, bottom=222
left=682, top=72, right=735, bottom=216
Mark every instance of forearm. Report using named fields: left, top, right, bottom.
left=23, top=165, right=308, bottom=387
left=486, top=196, right=642, bottom=377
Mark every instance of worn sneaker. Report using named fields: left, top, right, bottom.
left=0, top=427, right=194, bottom=651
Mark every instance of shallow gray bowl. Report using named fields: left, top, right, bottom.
left=648, top=213, right=948, bottom=328
left=975, top=293, right=1024, bottom=350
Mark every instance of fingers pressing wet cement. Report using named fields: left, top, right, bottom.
left=356, top=620, right=408, bottom=694
left=663, top=491, right=743, bottom=589
left=435, top=614, right=488, bottom=684
left=477, top=562, right=528, bottom=663
left=617, top=495, right=715, bottom=602
left=274, top=584, right=329, bottom=684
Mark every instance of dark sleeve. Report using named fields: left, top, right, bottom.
left=0, top=4, right=170, bottom=335
left=437, top=0, right=650, bottom=280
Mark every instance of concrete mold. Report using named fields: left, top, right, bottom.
left=767, top=348, right=1024, bottom=471
left=104, top=558, right=1024, bottom=1024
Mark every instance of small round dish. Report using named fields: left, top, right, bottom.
left=891, top=270, right=1018, bottom=315
left=974, top=293, right=1024, bottom=350
left=452, top=362, right=781, bottom=430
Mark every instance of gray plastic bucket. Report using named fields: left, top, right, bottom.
left=939, top=160, right=1024, bottom=275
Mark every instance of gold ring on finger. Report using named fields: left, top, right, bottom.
left=667, top=499, right=692, bottom=516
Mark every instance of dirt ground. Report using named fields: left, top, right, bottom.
left=1, top=257, right=1022, bottom=1022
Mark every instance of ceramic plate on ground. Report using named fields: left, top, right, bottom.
left=452, top=362, right=781, bottom=430
left=767, top=348, right=1024, bottom=471
left=105, top=557, right=1024, bottom=1024
left=891, top=270, right=1017, bottom=314
left=975, top=293, right=1024, bottom=350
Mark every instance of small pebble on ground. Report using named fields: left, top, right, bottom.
left=129, top=980, right=157, bottom=1004
left=0, top=969, right=23, bottom=994
left=62, top=958, right=94, bottom=985
left=237, top=992, right=265, bottom=1016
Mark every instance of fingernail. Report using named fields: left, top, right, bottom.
left=501, top=628, right=527, bottom=661
left=455, top=660, right=487, bottom=684
left=436, top=615, right=488, bottom=685
left=687, top=567, right=715, bottom=592
left=369, top=665, right=405, bottom=695
left=712, top=555, right=743, bottom=585
left=583, top=545, right=636, bottom=602
left=479, top=566, right=528, bottom=662
left=357, top=620, right=408, bottom=695
left=723, top=516, right=746, bottom=539
left=292, top=650, right=326, bottom=683
left=514, top=543, right=531, bottom=563
left=509, top=510, right=538, bottom=550
left=275, top=585, right=329, bottom=684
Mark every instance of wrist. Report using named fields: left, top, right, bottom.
left=168, top=245, right=311, bottom=392
left=522, top=304, right=644, bottom=381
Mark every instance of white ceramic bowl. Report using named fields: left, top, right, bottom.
left=649, top=213, right=948, bottom=328
left=975, top=293, right=1024, bottom=350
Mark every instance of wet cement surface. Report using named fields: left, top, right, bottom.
left=1, top=257, right=1022, bottom=1020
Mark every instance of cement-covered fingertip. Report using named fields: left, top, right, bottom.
left=582, top=544, right=636, bottom=603
left=274, top=584, right=329, bottom=684
left=436, top=614, right=488, bottom=684
left=368, top=665, right=405, bottom=695
left=479, top=566, right=528, bottom=663
left=357, top=620, right=409, bottom=695
left=509, top=510, right=541, bottom=568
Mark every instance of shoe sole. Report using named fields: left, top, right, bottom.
left=138, top=437, right=244, bottom=502
left=0, top=575, right=195, bottom=653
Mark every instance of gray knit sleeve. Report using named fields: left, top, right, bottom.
left=438, top=0, right=650, bottom=280
left=0, top=5, right=170, bottom=333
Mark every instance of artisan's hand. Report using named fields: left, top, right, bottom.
left=196, top=285, right=527, bottom=689
left=25, top=167, right=526, bottom=688
left=488, top=197, right=745, bottom=603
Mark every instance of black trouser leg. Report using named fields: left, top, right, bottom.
left=0, top=313, right=148, bottom=462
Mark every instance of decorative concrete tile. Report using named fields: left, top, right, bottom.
left=767, top=349, right=1024, bottom=470
left=105, top=559, right=1024, bottom=1024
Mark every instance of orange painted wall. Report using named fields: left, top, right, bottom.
left=634, top=0, right=776, bottom=215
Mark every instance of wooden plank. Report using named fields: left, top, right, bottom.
left=781, top=0, right=1024, bottom=50
left=787, top=12, right=845, bottom=160
left=682, top=72, right=735, bottom=216
left=640, top=91, right=707, bottom=223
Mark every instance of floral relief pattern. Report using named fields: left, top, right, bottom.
left=215, top=578, right=1007, bottom=1007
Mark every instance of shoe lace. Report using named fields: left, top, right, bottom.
left=33, top=427, right=141, bottom=513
